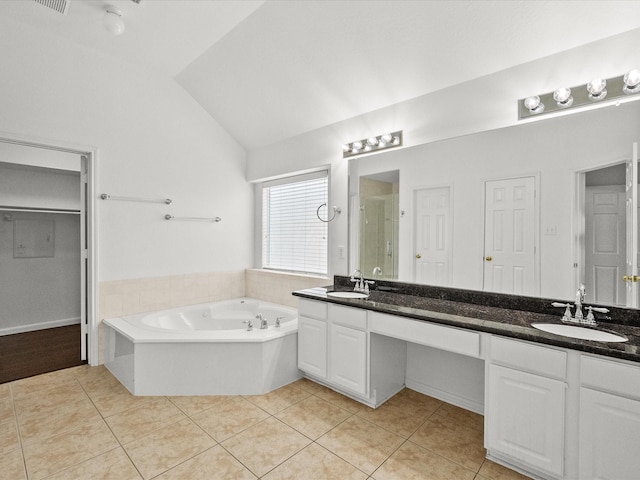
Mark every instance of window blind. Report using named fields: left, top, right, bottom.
left=262, top=172, right=328, bottom=274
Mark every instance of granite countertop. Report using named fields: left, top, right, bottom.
left=293, top=284, right=640, bottom=364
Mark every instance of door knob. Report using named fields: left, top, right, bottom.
left=415, top=253, right=422, bottom=259
left=485, top=256, right=492, bottom=261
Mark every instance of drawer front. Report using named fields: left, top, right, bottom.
left=369, top=312, right=481, bottom=357
left=490, top=336, right=566, bottom=379
left=298, top=299, right=328, bottom=320
left=328, top=303, right=367, bottom=330
left=581, top=355, right=640, bottom=399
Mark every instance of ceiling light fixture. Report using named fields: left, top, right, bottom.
left=519, top=69, right=640, bottom=120
left=103, top=6, right=125, bottom=36
left=343, top=131, right=403, bottom=158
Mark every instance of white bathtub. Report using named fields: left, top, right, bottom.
left=103, top=298, right=301, bottom=396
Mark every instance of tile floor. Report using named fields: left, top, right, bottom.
left=0, top=366, right=530, bottom=479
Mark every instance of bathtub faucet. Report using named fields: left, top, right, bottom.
left=256, top=313, right=268, bottom=329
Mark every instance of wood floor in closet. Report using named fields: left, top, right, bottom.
left=0, top=324, right=85, bottom=384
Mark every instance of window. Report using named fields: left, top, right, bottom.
left=262, top=171, right=328, bottom=275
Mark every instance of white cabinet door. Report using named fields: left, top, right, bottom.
left=329, top=324, right=367, bottom=395
left=297, top=316, right=327, bottom=379
left=579, top=387, right=640, bottom=480
left=487, top=364, right=565, bottom=478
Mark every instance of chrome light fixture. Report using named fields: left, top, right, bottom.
left=343, top=131, right=403, bottom=158
left=553, top=88, right=573, bottom=108
left=519, top=69, right=640, bottom=120
left=523, top=96, right=544, bottom=114
left=103, top=5, right=125, bottom=35
left=623, top=69, right=640, bottom=94
left=586, top=78, right=607, bottom=101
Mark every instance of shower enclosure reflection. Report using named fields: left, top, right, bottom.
left=358, top=171, right=399, bottom=280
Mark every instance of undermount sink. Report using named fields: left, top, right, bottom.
left=326, top=291, right=369, bottom=299
left=531, top=323, right=628, bottom=343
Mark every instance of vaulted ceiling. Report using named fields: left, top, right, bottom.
left=3, top=0, right=640, bottom=150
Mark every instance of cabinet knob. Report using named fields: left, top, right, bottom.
left=485, top=256, right=492, bottom=261
left=415, top=253, right=422, bottom=259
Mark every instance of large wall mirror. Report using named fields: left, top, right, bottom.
left=357, top=171, right=399, bottom=280
left=348, top=100, right=640, bottom=308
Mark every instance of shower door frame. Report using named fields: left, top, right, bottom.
left=0, top=132, right=98, bottom=365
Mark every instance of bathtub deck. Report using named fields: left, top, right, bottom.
left=0, top=325, right=85, bottom=383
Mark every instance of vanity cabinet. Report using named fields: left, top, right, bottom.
left=297, top=299, right=405, bottom=406
left=578, top=355, right=640, bottom=480
left=327, top=304, right=368, bottom=396
left=297, top=299, right=328, bottom=379
left=486, top=336, right=566, bottom=479
left=297, top=299, right=369, bottom=396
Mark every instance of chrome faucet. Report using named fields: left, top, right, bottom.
left=256, top=313, right=268, bottom=329
left=372, top=266, right=382, bottom=277
left=574, top=284, right=586, bottom=321
left=551, top=284, right=608, bottom=326
left=350, top=269, right=365, bottom=292
left=350, top=269, right=374, bottom=294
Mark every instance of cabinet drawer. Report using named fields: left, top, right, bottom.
left=581, top=355, right=640, bottom=399
left=328, top=303, right=367, bottom=330
left=369, top=312, right=480, bottom=357
left=490, top=336, right=566, bottom=380
left=298, top=299, right=327, bottom=320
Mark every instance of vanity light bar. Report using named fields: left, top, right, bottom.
left=342, top=130, right=403, bottom=158
left=518, top=69, right=640, bottom=120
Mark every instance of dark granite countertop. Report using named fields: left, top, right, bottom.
left=292, top=277, right=640, bottom=364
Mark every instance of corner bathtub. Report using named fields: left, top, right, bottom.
left=103, top=298, right=301, bottom=396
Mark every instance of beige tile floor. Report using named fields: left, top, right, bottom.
left=0, top=366, right=530, bottom=480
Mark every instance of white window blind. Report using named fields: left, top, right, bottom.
left=262, top=171, right=328, bottom=275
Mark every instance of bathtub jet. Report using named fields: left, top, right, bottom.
left=103, top=298, right=301, bottom=396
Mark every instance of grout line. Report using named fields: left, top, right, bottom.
left=8, top=383, right=29, bottom=480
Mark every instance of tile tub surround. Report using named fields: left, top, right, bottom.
left=98, top=269, right=326, bottom=363
left=294, top=276, right=640, bottom=363
left=245, top=269, right=329, bottom=308
left=1, top=365, right=528, bottom=480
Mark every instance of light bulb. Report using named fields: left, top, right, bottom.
left=352, top=140, right=363, bottom=151
left=103, top=7, right=125, bottom=36
left=553, top=88, right=573, bottom=108
left=380, top=133, right=392, bottom=144
left=523, top=96, right=544, bottom=114
left=366, top=136, right=378, bottom=147
left=586, top=79, right=607, bottom=100
left=623, top=69, right=640, bottom=94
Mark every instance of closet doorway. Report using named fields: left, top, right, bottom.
left=0, top=138, right=96, bottom=382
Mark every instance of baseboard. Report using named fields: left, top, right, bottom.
left=406, top=377, right=484, bottom=415
left=0, top=317, right=81, bottom=336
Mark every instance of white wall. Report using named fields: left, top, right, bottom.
left=0, top=161, right=80, bottom=211
left=0, top=16, right=253, bottom=282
